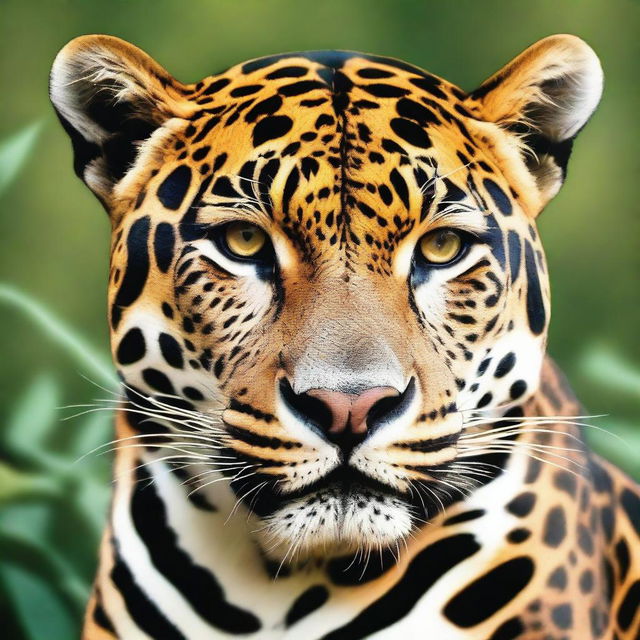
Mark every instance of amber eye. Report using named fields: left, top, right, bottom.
left=224, top=222, right=267, bottom=258
left=419, top=229, right=464, bottom=264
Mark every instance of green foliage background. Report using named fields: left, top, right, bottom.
left=0, top=1, right=638, bottom=637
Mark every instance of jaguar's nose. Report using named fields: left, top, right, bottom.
left=305, top=387, right=400, bottom=435
left=279, top=378, right=415, bottom=455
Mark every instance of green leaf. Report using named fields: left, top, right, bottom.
left=0, top=285, right=117, bottom=389
left=69, top=408, right=113, bottom=462
left=586, top=418, right=640, bottom=477
left=0, top=122, right=42, bottom=196
left=4, top=375, right=58, bottom=454
left=0, top=503, right=51, bottom=543
left=580, top=344, right=640, bottom=398
left=0, top=462, right=59, bottom=503
left=74, top=478, right=110, bottom=536
left=0, top=562, right=77, bottom=640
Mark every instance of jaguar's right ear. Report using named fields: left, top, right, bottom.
left=50, top=35, right=193, bottom=209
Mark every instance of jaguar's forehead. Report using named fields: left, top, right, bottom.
left=150, top=50, right=517, bottom=264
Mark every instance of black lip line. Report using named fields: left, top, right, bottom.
left=280, top=464, right=407, bottom=502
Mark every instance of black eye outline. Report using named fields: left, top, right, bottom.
left=208, top=222, right=276, bottom=265
left=414, top=227, right=474, bottom=269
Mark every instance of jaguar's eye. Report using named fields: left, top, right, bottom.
left=419, top=229, right=464, bottom=265
left=224, top=222, right=267, bottom=258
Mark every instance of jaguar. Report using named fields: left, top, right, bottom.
left=49, top=33, right=640, bottom=639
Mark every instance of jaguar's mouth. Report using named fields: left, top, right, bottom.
left=284, top=464, right=405, bottom=501
left=254, top=468, right=415, bottom=559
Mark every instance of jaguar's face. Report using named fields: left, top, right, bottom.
left=51, top=35, right=602, bottom=557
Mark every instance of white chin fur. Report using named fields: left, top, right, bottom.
left=255, top=488, right=413, bottom=561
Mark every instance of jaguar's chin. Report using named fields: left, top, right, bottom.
left=254, top=467, right=414, bottom=560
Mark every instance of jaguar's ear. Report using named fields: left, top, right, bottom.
left=50, top=35, right=192, bottom=208
left=467, top=34, right=603, bottom=207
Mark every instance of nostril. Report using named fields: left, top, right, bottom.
left=367, top=394, right=404, bottom=426
left=366, top=378, right=416, bottom=433
left=279, top=378, right=333, bottom=431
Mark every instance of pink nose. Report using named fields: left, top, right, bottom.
left=306, top=387, right=400, bottom=434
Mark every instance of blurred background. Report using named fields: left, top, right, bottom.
left=0, top=0, right=638, bottom=637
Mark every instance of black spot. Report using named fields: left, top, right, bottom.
left=600, top=505, right=614, bottom=542
left=443, top=557, right=534, bottom=627
left=202, top=78, right=231, bottom=95
left=158, top=333, right=184, bottom=369
left=543, top=506, right=566, bottom=548
left=580, top=569, right=594, bottom=594
left=494, top=352, right=515, bottom=378
left=357, top=67, right=394, bottom=78
left=323, top=534, right=479, bottom=639
left=548, top=565, right=568, bottom=590
left=590, top=460, right=613, bottom=494
left=389, top=168, right=410, bottom=209
left=524, top=241, right=546, bottom=335
left=507, top=230, right=521, bottom=282
left=390, top=118, right=431, bottom=148
left=477, top=358, right=491, bottom=375
left=252, top=115, right=293, bottom=147
left=214, top=355, right=225, bottom=378
left=483, top=178, right=512, bottom=215
left=117, top=328, right=146, bottom=365
left=620, top=488, right=640, bottom=536
left=301, top=157, right=320, bottom=180
left=111, top=216, right=151, bottom=329
left=553, top=470, right=577, bottom=498
left=509, top=380, right=527, bottom=400
left=578, top=523, right=594, bottom=556
left=161, top=302, right=174, bottom=318
left=443, top=509, right=485, bottom=526
left=615, top=538, right=630, bottom=582
left=244, top=95, right=283, bottom=123
left=154, top=222, right=175, bottom=273
left=131, top=466, right=261, bottom=633
left=507, top=528, right=530, bottom=543
left=157, top=166, right=192, bottom=210
left=506, top=492, right=536, bottom=517
left=285, top=585, right=329, bottom=627
left=278, top=80, right=326, bottom=96
left=617, top=580, right=640, bottom=631
left=409, top=75, right=447, bottom=99
left=378, top=184, right=393, bottom=205
left=266, top=65, right=308, bottom=80
left=488, top=617, right=524, bottom=640
left=551, top=603, right=573, bottom=630
left=142, top=368, right=175, bottom=395
left=363, top=83, right=409, bottom=98
left=182, top=386, right=204, bottom=401
left=230, top=84, right=263, bottom=97
left=282, top=166, right=299, bottom=215
left=477, top=392, right=492, bottom=408
left=396, top=98, right=440, bottom=126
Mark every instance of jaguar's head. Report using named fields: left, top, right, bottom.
left=51, top=34, right=602, bottom=558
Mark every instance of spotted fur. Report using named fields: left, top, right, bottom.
left=50, top=34, right=639, bottom=639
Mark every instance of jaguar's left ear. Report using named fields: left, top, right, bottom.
left=466, top=34, right=603, bottom=208
left=50, top=35, right=194, bottom=209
